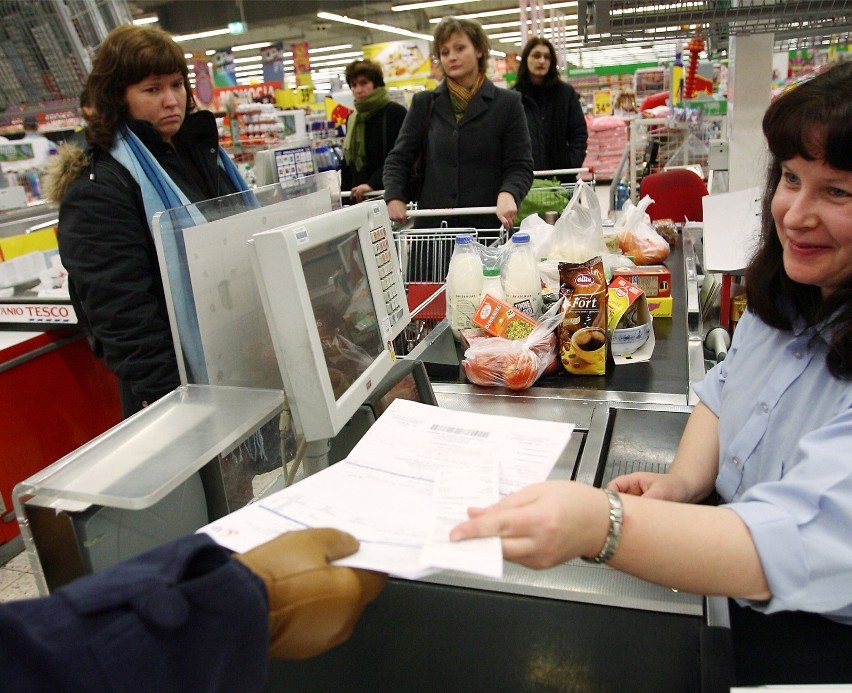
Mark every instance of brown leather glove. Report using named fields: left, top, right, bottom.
left=234, top=528, right=387, bottom=659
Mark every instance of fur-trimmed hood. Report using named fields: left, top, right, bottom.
left=42, top=143, right=91, bottom=205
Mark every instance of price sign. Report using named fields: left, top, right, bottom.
left=297, top=85, right=314, bottom=105
left=593, top=90, right=613, bottom=116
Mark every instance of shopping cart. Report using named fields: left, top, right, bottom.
left=391, top=207, right=507, bottom=354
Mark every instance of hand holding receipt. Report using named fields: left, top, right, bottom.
left=201, top=399, right=574, bottom=579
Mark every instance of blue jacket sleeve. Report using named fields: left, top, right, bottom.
left=0, top=534, right=268, bottom=693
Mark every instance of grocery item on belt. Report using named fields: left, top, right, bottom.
left=607, top=275, right=655, bottom=364
left=557, top=257, right=608, bottom=375
left=652, top=218, right=678, bottom=246
left=610, top=264, right=671, bottom=297
left=472, top=293, right=537, bottom=340
left=614, top=196, right=670, bottom=265
left=462, top=299, right=563, bottom=390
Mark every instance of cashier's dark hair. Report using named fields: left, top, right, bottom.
left=745, top=60, right=852, bottom=379
left=433, top=17, right=490, bottom=74
left=85, top=24, right=195, bottom=149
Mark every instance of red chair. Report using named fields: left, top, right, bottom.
left=639, top=168, right=708, bottom=223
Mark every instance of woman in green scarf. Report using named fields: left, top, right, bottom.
left=341, top=60, right=407, bottom=202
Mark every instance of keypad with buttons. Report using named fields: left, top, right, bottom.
left=371, top=225, right=405, bottom=327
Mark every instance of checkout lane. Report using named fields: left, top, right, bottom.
left=264, top=233, right=735, bottom=691
left=11, top=186, right=732, bottom=690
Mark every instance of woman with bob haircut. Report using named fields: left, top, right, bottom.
left=341, top=59, right=407, bottom=202
left=383, top=17, right=533, bottom=230
left=513, top=36, right=587, bottom=182
left=452, top=61, right=852, bottom=686
left=45, top=24, right=249, bottom=418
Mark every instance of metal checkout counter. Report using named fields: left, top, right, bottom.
left=265, top=233, right=734, bottom=692
left=13, top=180, right=731, bottom=691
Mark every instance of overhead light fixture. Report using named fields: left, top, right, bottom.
left=232, top=42, right=273, bottom=52
left=393, top=0, right=487, bottom=10
left=431, top=2, right=577, bottom=23
left=172, top=28, right=231, bottom=42
left=317, top=11, right=433, bottom=41
left=133, top=15, right=158, bottom=26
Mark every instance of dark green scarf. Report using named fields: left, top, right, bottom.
left=343, top=86, right=391, bottom=172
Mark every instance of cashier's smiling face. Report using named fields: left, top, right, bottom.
left=124, top=72, right=186, bottom=143
left=772, top=155, right=852, bottom=298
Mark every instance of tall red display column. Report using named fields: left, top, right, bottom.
left=0, top=330, right=121, bottom=544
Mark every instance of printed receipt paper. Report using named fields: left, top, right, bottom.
left=200, top=399, right=574, bottom=580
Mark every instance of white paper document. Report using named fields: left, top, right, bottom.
left=200, top=399, right=575, bottom=579
left=702, top=186, right=762, bottom=272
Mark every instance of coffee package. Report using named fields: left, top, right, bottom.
left=557, top=257, right=608, bottom=375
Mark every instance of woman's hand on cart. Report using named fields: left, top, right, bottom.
left=496, top=191, right=518, bottom=230
left=387, top=199, right=409, bottom=225
left=350, top=183, right=374, bottom=203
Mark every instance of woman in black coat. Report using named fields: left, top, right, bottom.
left=383, top=17, right=533, bottom=231
left=514, top=37, right=588, bottom=183
left=46, top=25, right=248, bottom=417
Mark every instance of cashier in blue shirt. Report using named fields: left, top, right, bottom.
left=451, top=61, right=852, bottom=686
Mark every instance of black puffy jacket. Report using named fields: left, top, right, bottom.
left=49, top=112, right=239, bottom=416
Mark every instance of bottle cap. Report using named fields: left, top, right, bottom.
left=455, top=234, right=474, bottom=245
left=483, top=267, right=501, bottom=277
left=511, top=233, right=530, bottom=243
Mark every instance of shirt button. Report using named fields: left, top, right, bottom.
left=732, top=457, right=741, bottom=467
left=794, top=350, right=803, bottom=359
left=761, top=403, right=769, bottom=413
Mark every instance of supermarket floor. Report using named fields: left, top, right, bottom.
left=0, top=548, right=38, bottom=602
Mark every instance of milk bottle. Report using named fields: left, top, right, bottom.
left=480, top=266, right=505, bottom=304
left=503, top=232, right=541, bottom=318
left=446, top=234, right=484, bottom=339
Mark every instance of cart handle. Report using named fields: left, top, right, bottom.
left=406, top=206, right=497, bottom=218
left=532, top=167, right=593, bottom=176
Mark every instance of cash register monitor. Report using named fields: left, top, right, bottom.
left=250, top=200, right=410, bottom=442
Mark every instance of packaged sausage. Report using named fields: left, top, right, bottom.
left=557, top=257, right=608, bottom=375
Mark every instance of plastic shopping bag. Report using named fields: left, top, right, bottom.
left=462, top=299, right=563, bottom=390
left=542, top=179, right=608, bottom=263
left=615, top=196, right=670, bottom=265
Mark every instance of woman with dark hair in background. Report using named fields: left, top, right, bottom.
left=341, top=59, right=407, bottom=203
left=513, top=37, right=587, bottom=182
left=45, top=24, right=249, bottom=417
left=453, top=61, right=852, bottom=685
left=383, top=17, right=533, bottom=230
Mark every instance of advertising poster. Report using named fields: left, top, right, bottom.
left=262, top=42, right=284, bottom=84
left=325, top=96, right=353, bottom=127
left=363, top=40, right=432, bottom=86
left=212, top=47, right=237, bottom=87
left=191, top=51, right=214, bottom=109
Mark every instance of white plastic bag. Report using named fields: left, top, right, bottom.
left=542, top=179, right=608, bottom=263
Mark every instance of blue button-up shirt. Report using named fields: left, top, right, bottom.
left=694, top=309, right=852, bottom=623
